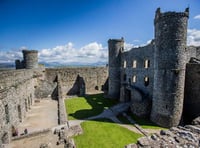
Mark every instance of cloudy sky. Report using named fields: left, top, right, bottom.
left=0, top=0, right=200, bottom=64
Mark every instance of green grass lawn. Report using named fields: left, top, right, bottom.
left=65, top=93, right=117, bottom=120
left=129, top=114, right=166, bottom=129
left=74, top=119, right=142, bottom=148
left=117, top=113, right=166, bottom=130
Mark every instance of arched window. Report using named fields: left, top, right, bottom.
left=144, top=59, right=150, bottom=68
left=123, top=60, right=127, bottom=68
left=144, top=76, right=149, bottom=86
left=133, top=60, right=137, bottom=68
left=132, top=75, right=136, bottom=83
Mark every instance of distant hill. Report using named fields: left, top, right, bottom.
left=0, top=61, right=107, bottom=70
left=0, top=63, right=15, bottom=69
left=40, top=61, right=107, bottom=68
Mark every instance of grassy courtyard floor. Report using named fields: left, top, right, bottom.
left=65, top=93, right=117, bottom=120
left=65, top=93, right=164, bottom=147
left=117, top=113, right=166, bottom=130
left=74, top=118, right=142, bottom=148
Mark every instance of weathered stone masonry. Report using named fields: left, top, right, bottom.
left=1, top=7, right=200, bottom=147
left=0, top=69, right=42, bottom=145
left=1, top=56, right=108, bottom=146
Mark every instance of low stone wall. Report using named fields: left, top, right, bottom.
left=12, top=128, right=51, bottom=141
left=57, top=74, right=68, bottom=125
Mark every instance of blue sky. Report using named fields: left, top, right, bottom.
left=0, top=0, right=200, bottom=64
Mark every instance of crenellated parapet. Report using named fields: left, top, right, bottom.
left=154, top=7, right=189, bottom=24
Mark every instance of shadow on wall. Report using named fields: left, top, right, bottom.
left=67, top=75, right=86, bottom=96
left=102, top=78, right=108, bottom=93
left=67, top=76, right=108, bottom=96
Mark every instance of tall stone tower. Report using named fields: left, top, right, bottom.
left=22, top=50, right=38, bottom=69
left=151, top=8, right=189, bottom=127
left=108, top=38, right=124, bottom=99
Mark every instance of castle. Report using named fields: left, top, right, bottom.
left=0, top=8, right=200, bottom=146
left=108, top=8, right=200, bottom=127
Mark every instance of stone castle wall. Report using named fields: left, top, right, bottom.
left=183, top=63, right=200, bottom=123
left=120, top=42, right=155, bottom=117
left=35, top=67, right=108, bottom=99
left=0, top=69, right=41, bottom=144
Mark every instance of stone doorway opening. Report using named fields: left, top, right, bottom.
left=125, top=89, right=131, bottom=102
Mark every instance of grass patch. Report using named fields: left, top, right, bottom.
left=65, top=93, right=117, bottom=120
left=74, top=119, right=142, bottom=148
left=129, top=113, right=166, bottom=129
left=117, top=113, right=166, bottom=130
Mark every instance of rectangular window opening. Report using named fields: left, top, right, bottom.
left=123, top=61, right=127, bottom=68
left=133, top=60, right=137, bottom=68
left=144, top=59, right=150, bottom=68
left=132, top=75, right=136, bottom=83
left=5, top=105, right=9, bottom=123
left=144, top=76, right=149, bottom=86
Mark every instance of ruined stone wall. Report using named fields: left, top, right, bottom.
left=120, top=42, right=155, bottom=117
left=183, top=63, right=200, bottom=123
left=43, top=67, right=108, bottom=98
left=0, top=69, right=39, bottom=144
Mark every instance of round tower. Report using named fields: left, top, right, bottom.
left=151, top=8, right=189, bottom=127
left=108, top=38, right=124, bottom=99
left=22, top=50, right=38, bottom=69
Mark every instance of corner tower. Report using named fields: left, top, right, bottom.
left=22, top=50, right=38, bottom=69
left=108, top=38, right=124, bottom=99
left=151, top=8, right=189, bottom=127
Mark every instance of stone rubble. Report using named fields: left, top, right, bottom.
left=125, top=118, right=200, bottom=148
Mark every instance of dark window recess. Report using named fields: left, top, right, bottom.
left=128, top=78, right=131, bottom=84
left=5, top=105, right=9, bottom=123
left=124, top=74, right=127, bottom=81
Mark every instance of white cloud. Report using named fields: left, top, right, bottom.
left=0, top=50, right=22, bottom=63
left=39, top=42, right=108, bottom=64
left=194, top=14, right=200, bottom=20
left=187, top=29, right=200, bottom=46
left=124, top=42, right=135, bottom=51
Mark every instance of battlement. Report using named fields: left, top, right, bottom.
left=108, top=37, right=124, bottom=43
left=22, top=50, right=38, bottom=54
left=154, top=8, right=189, bottom=24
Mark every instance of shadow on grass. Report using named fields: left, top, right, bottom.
left=66, top=93, right=118, bottom=120
left=117, top=112, right=166, bottom=129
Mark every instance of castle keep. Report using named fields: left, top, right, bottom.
left=0, top=8, right=200, bottom=146
left=108, top=8, right=200, bottom=127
